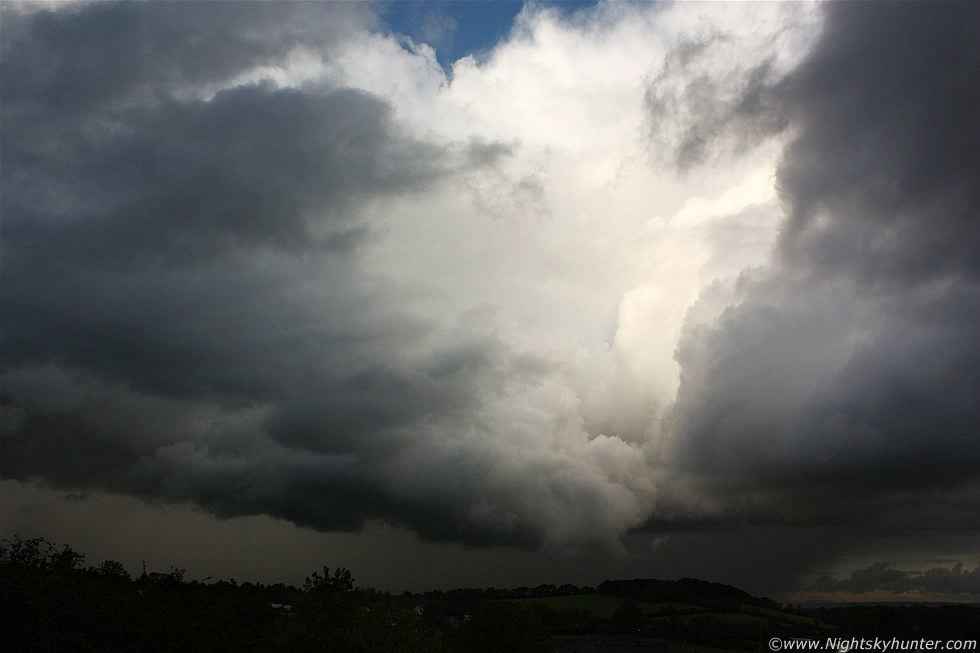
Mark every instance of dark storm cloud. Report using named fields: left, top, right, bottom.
left=1, top=79, right=446, bottom=397
left=775, top=1, right=980, bottom=287
left=644, top=32, right=787, bottom=170
left=0, top=1, right=564, bottom=548
left=810, top=562, right=980, bottom=598
left=811, top=562, right=913, bottom=594
left=0, top=1, right=374, bottom=119
left=663, top=1, right=980, bottom=530
left=6, top=0, right=979, bottom=566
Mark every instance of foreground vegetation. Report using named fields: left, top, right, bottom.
left=0, top=536, right=544, bottom=652
left=2, top=537, right=975, bottom=652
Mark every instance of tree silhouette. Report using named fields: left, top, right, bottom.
left=303, top=566, right=354, bottom=594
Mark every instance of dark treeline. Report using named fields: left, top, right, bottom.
left=2, top=537, right=976, bottom=652
left=0, top=536, right=550, bottom=652
left=598, top=577, right=773, bottom=608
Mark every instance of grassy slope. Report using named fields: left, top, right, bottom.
left=508, top=594, right=820, bottom=628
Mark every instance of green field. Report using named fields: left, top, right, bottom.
left=740, top=605, right=820, bottom=626
left=508, top=595, right=714, bottom=619
left=647, top=602, right=707, bottom=614
left=652, top=612, right=772, bottom=626
left=507, top=594, right=631, bottom=619
left=508, top=595, right=826, bottom=630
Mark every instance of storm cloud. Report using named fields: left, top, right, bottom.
left=810, top=562, right=980, bottom=599
left=1, top=0, right=978, bottom=585
left=1, top=0, right=664, bottom=552
left=662, top=1, right=980, bottom=529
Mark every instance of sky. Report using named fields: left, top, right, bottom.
left=1, top=0, right=978, bottom=603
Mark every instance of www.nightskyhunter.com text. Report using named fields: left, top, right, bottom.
left=770, top=638, right=978, bottom=652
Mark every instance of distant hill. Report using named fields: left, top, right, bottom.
left=597, top=577, right=767, bottom=608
